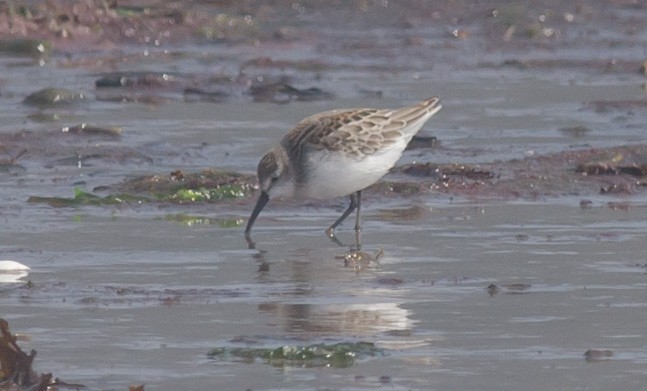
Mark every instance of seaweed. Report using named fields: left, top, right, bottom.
left=207, top=342, right=384, bottom=368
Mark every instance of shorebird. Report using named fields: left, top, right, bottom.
left=245, top=97, right=442, bottom=248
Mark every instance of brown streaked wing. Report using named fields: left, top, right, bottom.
left=281, top=108, right=406, bottom=157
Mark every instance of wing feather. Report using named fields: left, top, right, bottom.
left=281, top=97, right=441, bottom=161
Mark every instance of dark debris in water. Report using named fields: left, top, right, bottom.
left=247, top=79, right=334, bottom=104
left=95, top=72, right=181, bottom=88
left=207, top=342, right=384, bottom=368
left=0, top=318, right=84, bottom=390
left=61, top=123, right=122, bottom=139
left=23, top=87, right=86, bottom=106
left=91, top=70, right=334, bottom=105
left=183, top=87, right=230, bottom=103
left=486, top=283, right=532, bottom=297
left=1, top=317, right=143, bottom=389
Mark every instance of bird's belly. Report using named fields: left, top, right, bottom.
left=300, top=147, right=404, bottom=199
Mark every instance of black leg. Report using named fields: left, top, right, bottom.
left=354, top=191, right=362, bottom=250
left=326, top=191, right=360, bottom=240
left=354, top=190, right=362, bottom=232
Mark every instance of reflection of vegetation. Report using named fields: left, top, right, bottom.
left=207, top=342, right=383, bottom=368
left=163, top=214, right=243, bottom=228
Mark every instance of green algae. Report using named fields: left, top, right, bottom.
left=27, top=180, right=249, bottom=208
left=207, top=342, right=384, bottom=368
left=167, top=186, right=246, bottom=203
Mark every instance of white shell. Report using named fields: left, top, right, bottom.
left=0, top=260, right=31, bottom=271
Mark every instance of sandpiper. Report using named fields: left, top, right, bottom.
left=245, top=96, right=442, bottom=247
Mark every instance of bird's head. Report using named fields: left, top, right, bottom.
left=256, top=148, right=294, bottom=198
left=245, top=148, right=293, bottom=246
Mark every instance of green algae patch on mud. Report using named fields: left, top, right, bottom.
left=207, top=342, right=384, bottom=368
left=26, top=170, right=256, bottom=208
left=116, top=169, right=256, bottom=203
left=166, top=186, right=246, bottom=203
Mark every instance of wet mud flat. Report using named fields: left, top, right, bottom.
left=1, top=1, right=647, bottom=390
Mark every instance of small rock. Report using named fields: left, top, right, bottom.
left=486, top=284, right=499, bottom=296
left=579, top=199, right=593, bottom=209
left=584, top=349, right=613, bottom=362
left=379, top=375, right=391, bottom=384
left=24, top=88, right=85, bottom=106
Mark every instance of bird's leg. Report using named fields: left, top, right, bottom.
left=326, top=191, right=360, bottom=244
left=354, top=190, right=362, bottom=232
left=354, top=190, right=362, bottom=250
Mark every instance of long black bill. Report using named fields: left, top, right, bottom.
left=244, top=191, right=269, bottom=246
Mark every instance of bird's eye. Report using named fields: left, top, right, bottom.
left=270, top=177, right=279, bottom=183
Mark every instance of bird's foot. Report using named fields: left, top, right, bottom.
left=326, top=227, right=346, bottom=247
left=244, top=231, right=256, bottom=249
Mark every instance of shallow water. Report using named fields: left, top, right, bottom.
left=2, top=1, right=647, bottom=390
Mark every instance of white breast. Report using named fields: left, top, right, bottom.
left=300, top=141, right=406, bottom=200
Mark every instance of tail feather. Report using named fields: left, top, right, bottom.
left=389, top=97, right=441, bottom=136
left=392, top=97, right=441, bottom=122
